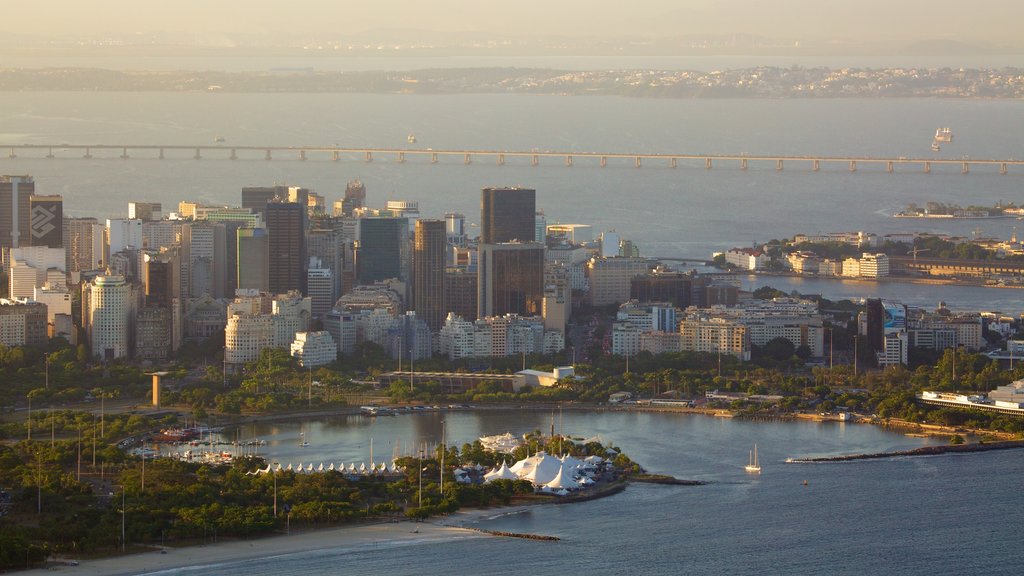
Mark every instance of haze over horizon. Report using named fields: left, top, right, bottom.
left=4, top=0, right=1023, bottom=56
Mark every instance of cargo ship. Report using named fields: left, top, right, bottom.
left=934, top=127, right=953, bottom=142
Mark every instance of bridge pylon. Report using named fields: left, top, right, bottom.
left=886, top=161, right=894, bottom=173
left=849, top=160, right=857, bottom=172
left=670, top=158, right=677, bottom=169
left=635, top=157, right=642, bottom=168
left=265, top=149, right=272, bottom=161
left=705, top=158, right=712, bottom=169
left=83, top=148, right=92, bottom=159
left=531, top=154, right=538, bottom=166
left=121, top=147, right=129, bottom=160
left=1001, top=162, right=1008, bottom=175
left=741, top=158, right=748, bottom=170
left=396, top=152, right=404, bottom=163
left=159, top=148, right=165, bottom=160
left=776, top=159, right=784, bottom=171
left=194, top=148, right=202, bottom=160
left=299, top=150, right=306, bottom=161
left=497, top=153, right=504, bottom=165
left=565, top=155, right=573, bottom=167
left=923, top=161, right=931, bottom=173
left=431, top=152, right=438, bottom=164
left=464, top=153, right=472, bottom=165
left=961, top=161, right=969, bottom=174
left=46, top=148, right=54, bottom=159
left=230, top=149, right=237, bottom=160
left=364, top=151, right=372, bottom=162
left=8, top=148, right=15, bottom=159
left=812, top=159, right=820, bottom=171
left=332, top=150, right=340, bottom=162
left=600, top=156, right=607, bottom=167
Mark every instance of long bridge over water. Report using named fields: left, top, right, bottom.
left=4, top=143, right=1023, bottom=174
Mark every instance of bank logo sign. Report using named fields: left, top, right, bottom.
left=30, top=201, right=62, bottom=247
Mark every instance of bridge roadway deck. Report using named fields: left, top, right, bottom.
left=4, top=143, right=1023, bottom=172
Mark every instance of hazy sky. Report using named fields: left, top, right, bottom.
left=8, top=0, right=1022, bottom=48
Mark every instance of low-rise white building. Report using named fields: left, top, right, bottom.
left=724, top=248, right=770, bottom=271
left=290, top=331, right=338, bottom=367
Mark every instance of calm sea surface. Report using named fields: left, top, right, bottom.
left=152, top=411, right=1023, bottom=576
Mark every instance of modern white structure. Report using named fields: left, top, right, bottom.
left=224, top=313, right=275, bottom=366
left=724, top=248, right=770, bottom=271
left=86, top=275, right=133, bottom=360
left=290, top=331, right=337, bottom=367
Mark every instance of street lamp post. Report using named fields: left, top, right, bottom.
left=272, top=462, right=279, bottom=517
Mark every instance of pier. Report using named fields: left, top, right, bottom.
left=4, top=144, right=1022, bottom=174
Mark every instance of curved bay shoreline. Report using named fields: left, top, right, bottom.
left=788, top=439, right=1024, bottom=463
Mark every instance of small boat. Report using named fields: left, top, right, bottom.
left=407, top=133, right=416, bottom=144
left=299, top=430, right=309, bottom=448
left=214, top=136, right=226, bottom=143
left=745, top=444, right=761, bottom=474
left=931, top=142, right=941, bottom=152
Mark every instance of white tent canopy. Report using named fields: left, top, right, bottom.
left=513, top=452, right=563, bottom=486
left=545, top=464, right=581, bottom=491
left=484, top=461, right=519, bottom=483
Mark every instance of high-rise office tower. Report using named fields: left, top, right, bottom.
left=242, top=185, right=308, bottom=217
left=340, top=179, right=366, bottom=216
left=181, top=221, right=227, bottom=298
left=265, top=201, right=307, bottom=294
left=143, top=253, right=177, bottom=308
left=477, top=242, right=545, bottom=318
left=356, top=216, right=409, bottom=285
left=480, top=186, right=536, bottom=244
left=0, top=175, right=33, bottom=249
left=237, top=227, right=270, bottom=292
left=84, top=274, right=134, bottom=361
left=413, top=219, right=447, bottom=331
left=65, top=217, right=103, bottom=272
left=28, top=195, right=63, bottom=248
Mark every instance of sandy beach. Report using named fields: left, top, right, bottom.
left=26, top=522, right=483, bottom=576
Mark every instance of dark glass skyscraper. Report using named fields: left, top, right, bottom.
left=413, top=219, right=447, bottom=331
left=265, top=201, right=307, bottom=294
left=0, top=175, right=33, bottom=249
left=477, top=242, right=545, bottom=318
left=357, top=216, right=409, bottom=285
left=480, top=187, right=536, bottom=244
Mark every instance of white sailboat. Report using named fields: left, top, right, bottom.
left=745, top=444, right=761, bottom=473
left=299, top=426, right=310, bottom=448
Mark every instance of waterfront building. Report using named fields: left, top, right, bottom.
left=611, top=322, right=641, bottom=357
left=0, top=175, right=33, bottom=249
left=0, top=298, right=47, bottom=348
left=791, top=231, right=877, bottom=248
left=290, top=331, right=337, bottom=367
left=413, top=219, right=447, bottom=331
left=724, top=247, right=769, bottom=271
left=481, top=186, right=536, bottom=244
left=843, top=253, right=889, bottom=279
left=265, top=201, right=307, bottom=295
left=84, top=274, right=134, bottom=360
left=477, top=242, right=545, bottom=318
left=587, top=256, right=652, bottom=307
left=534, top=211, right=547, bottom=243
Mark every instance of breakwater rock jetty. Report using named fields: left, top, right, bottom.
left=788, top=440, right=1024, bottom=463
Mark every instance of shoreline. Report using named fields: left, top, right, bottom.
left=24, top=521, right=484, bottom=576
